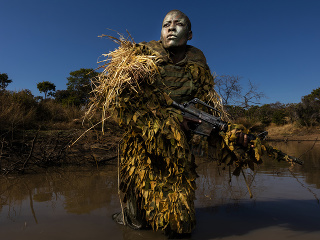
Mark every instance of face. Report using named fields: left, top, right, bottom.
left=160, top=11, right=192, bottom=49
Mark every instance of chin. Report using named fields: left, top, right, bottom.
left=163, top=42, right=182, bottom=49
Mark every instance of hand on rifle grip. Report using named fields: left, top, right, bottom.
left=236, top=132, right=254, bottom=148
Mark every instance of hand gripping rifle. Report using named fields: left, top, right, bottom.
left=171, top=98, right=303, bottom=165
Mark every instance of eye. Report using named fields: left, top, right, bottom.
left=163, top=23, right=170, bottom=28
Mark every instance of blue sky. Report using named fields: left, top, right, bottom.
left=1, top=0, right=319, bottom=104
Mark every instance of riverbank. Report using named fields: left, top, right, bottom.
left=0, top=120, right=123, bottom=174
left=2, top=121, right=319, bottom=174
left=266, top=123, right=320, bottom=141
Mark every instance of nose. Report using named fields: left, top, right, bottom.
left=168, top=23, right=176, bottom=31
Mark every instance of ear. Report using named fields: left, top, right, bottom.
left=188, top=31, right=193, bottom=41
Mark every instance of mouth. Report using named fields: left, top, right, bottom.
left=167, top=35, right=177, bottom=40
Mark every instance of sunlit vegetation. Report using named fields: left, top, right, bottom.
left=0, top=69, right=319, bottom=174
left=215, top=74, right=320, bottom=128
left=0, top=70, right=121, bottom=174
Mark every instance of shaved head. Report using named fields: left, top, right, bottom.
left=160, top=10, right=193, bottom=49
left=165, top=10, right=191, bottom=31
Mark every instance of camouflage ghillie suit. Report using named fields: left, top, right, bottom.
left=114, top=40, right=220, bottom=234
left=108, top=39, right=298, bottom=234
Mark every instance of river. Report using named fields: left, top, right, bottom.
left=1, top=141, right=320, bottom=240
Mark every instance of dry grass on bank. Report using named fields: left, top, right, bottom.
left=0, top=91, right=88, bottom=131
left=266, top=123, right=320, bottom=141
left=266, top=123, right=299, bottom=137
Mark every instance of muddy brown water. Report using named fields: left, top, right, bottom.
left=1, top=141, right=320, bottom=240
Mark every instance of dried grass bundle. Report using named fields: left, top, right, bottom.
left=85, top=34, right=159, bottom=128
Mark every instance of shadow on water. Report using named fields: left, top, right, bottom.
left=194, top=199, right=320, bottom=240
left=0, top=141, right=320, bottom=240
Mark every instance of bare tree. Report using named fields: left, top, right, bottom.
left=215, top=75, right=264, bottom=108
left=242, top=80, right=265, bottom=109
left=214, top=75, right=242, bottom=105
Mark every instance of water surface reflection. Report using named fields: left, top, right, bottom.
left=1, top=142, right=320, bottom=240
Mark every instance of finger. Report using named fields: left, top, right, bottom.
left=238, top=132, right=244, bottom=145
left=243, top=134, right=248, bottom=148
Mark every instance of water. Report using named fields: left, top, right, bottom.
left=1, top=141, right=320, bottom=239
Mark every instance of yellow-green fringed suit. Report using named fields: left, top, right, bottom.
left=114, top=40, right=221, bottom=234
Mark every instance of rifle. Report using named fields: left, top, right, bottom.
left=171, top=98, right=304, bottom=165
left=171, top=98, right=228, bottom=137
left=248, top=131, right=304, bottom=165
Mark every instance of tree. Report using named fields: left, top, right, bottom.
left=244, top=102, right=288, bottom=126
left=242, top=80, right=265, bottom=109
left=215, top=75, right=264, bottom=109
left=215, top=75, right=242, bottom=106
left=54, top=89, right=77, bottom=106
left=272, top=109, right=287, bottom=125
left=37, top=81, right=56, bottom=99
left=0, top=73, right=12, bottom=91
left=54, top=90, right=71, bottom=103
left=303, top=87, right=320, bottom=103
left=294, top=87, right=320, bottom=126
left=66, top=68, right=98, bottom=106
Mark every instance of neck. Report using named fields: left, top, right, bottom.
left=167, top=45, right=187, bottom=64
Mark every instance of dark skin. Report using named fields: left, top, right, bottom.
left=237, top=132, right=250, bottom=148
left=160, top=10, right=249, bottom=147
left=160, top=10, right=201, bottom=133
left=160, top=11, right=192, bottom=64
